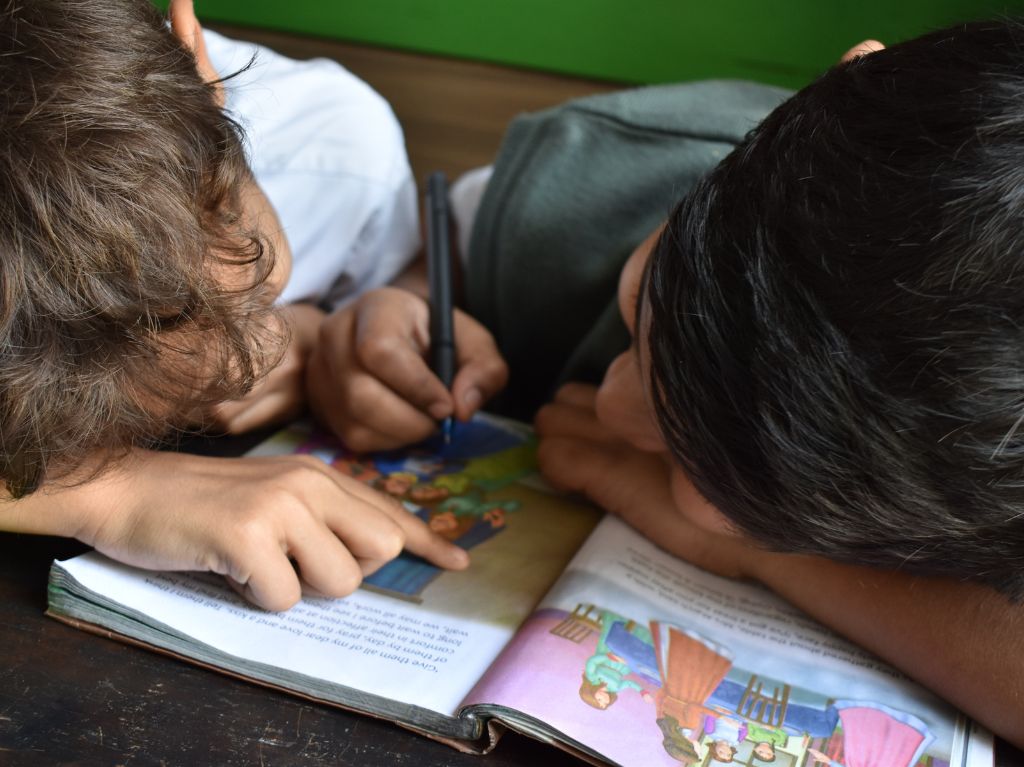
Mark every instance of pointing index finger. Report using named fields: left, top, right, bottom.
left=320, top=463, right=470, bottom=571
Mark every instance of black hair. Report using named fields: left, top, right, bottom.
left=647, top=18, right=1024, bottom=598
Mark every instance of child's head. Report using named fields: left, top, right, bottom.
left=752, top=742, right=777, bottom=762
left=578, top=674, right=616, bottom=709
left=710, top=740, right=737, bottom=762
left=0, top=1, right=284, bottom=495
left=378, top=472, right=419, bottom=497
left=641, top=19, right=1024, bottom=597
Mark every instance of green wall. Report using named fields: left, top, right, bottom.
left=166, top=1, right=1024, bottom=89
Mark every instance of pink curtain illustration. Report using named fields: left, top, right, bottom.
left=833, top=700, right=935, bottom=767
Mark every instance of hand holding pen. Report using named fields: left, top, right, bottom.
left=304, top=173, right=509, bottom=453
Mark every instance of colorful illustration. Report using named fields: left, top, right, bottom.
left=361, top=492, right=522, bottom=601
left=292, top=419, right=535, bottom=603
left=463, top=605, right=949, bottom=767
left=579, top=609, right=657, bottom=709
left=651, top=621, right=735, bottom=763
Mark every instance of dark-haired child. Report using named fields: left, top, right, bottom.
left=322, top=28, right=1024, bottom=746
left=0, top=0, right=471, bottom=611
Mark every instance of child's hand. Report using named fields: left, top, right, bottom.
left=72, top=450, right=469, bottom=611
left=306, top=287, right=508, bottom=452
left=839, top=39, right=884, bottom=63
left=210, top=303, right=325, bottom=434
left=535, top=383, right=755, bottom=580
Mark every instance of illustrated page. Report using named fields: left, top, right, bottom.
left=463, top=515, right=983, bottom=767
left=57, top=416, right=601, bottom=717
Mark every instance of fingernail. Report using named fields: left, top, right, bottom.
left=451, top=548, right=470, bottom=568
left=463, top=387, right=483, bottom=410
left=428, top=401, right=450, bottom=420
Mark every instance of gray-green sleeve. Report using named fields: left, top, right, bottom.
left=466, top=80, right=790, bottom=419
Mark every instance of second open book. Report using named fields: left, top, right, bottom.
left=47, top=416, right=993, bottom=767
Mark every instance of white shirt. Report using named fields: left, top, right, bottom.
left=205, top=30, right=420, bottom=309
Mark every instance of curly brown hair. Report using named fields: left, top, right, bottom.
left=0, top=0, right=282, bottom=496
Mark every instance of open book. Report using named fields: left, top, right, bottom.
left=47, top=416, right=994, bottom=767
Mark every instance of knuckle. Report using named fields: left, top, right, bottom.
left=322, top=565, right=363, bottom=598
left=257, top=458, right=329, bottom=503
left=533, top=404, right=556, bottom=436
left=343, top=374, right=384, bottom=412
left=289, top=453, right=326, bottom=472
left=535, top=439, right=556, bottom=474
left=340, top=425, right=378, bottom=454
left=356, top=334, right=404, bottom=369
left=369, top=525, right=405, bottom=562
left=557, top=382, right=584, bottom=400
left=262, top=583, right=302, bottom=613
left=486, top=358, right=510, bottom=388
left=207, top=406, right=237, bottom=431
left=535, top=438, right=578, bottom=487
left=233, top=512, right=273, bottom=547
left=275, top=455, right=327, bottom=486
left=215, top=415, right=244, bottom=436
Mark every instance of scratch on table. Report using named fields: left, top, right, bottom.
left=98, top=678, right=123, bottom=696
left=298, top=732, right=327, bottom=760
left=335, top=740, right=353, bottom=764
left=257, top=720, right=295, bottom=748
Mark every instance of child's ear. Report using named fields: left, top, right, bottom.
left=169, top=0, right=224, bottom=105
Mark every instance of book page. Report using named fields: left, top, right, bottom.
left=54, top=417, right=600, bottom=718
left=464, top=515, right=983, bottom=767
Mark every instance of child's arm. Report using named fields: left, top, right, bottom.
left=752, top=547, right=1024, bottom=749
left=535, top=386, right=1024, bottom=749
left=1, top=448, right=468, bottom=611
left=208, top=302, right=325, bottom=434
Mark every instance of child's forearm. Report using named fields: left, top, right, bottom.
left=2, top=448, right=469, bottom=611
left=209, top=302, right=325, bottom=434
left=0, top=455, right=125, bottom=541
left=751, top=552, right=1024, bottom=748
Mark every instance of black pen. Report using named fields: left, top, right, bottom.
left=425, top=171, right=455, bottom=445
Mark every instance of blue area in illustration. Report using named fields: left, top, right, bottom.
left=372, top=419, right=524, bottom=477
